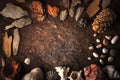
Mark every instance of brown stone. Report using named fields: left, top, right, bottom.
left=47, top=4, right=59, bottom=17
left=103, top=39, right=109, bottom=46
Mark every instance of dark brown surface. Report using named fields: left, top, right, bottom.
left=0, top=0, right=120, bottom=80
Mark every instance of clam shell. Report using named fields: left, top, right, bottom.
left=102, top=0, right=111, bottom=9
left=60, top=9, right=68, bottom=21
left=24, top=58, right=31, bottom=65
left=46, top=71, right=58, bottom=80
left=75, top=7, right=84, bottom=22
left=93, top=52, right=99, bottom=58
left=102, top=48, right=108, bottom=54
left=111, top=35, right=119, bottom=44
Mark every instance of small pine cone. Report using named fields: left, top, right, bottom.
left=92, top=8, right=116, bottom=33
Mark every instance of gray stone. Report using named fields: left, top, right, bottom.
left=5, top=17, right=32, bottom=30
left=0, top=3, right=28, bottom=19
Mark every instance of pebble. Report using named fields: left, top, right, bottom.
left=109, top=49, right=117, bottom=56
left=111, top=35, right=119, bottom=44
left=105, top=35, right=112, bottom=40
left=96, top=38, right=100, bottom=43
left=108, top=57, right=114, bottom=62
left=103, top=38, right=109, bottom=46
left=93, top=33, right=97, bottom=37
left=88, top=46, right=94, bottom=50
left=100, top=54, right=106, bottom=58
left=99, top=59, right=104, bottom=65
left=96, top=44, right=102, bottom=49
left=88, top=57, right=92, bottom=60
left=102, top=48, right=108, bottom=54
left=93, top=52, right=99, bottom=58
left=24, top=58, right=31, bottom=65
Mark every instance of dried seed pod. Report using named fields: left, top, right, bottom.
left=47, top=4, right=59, bottom=17
left=92, top=8, right=116, bottom=33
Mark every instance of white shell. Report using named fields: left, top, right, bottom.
left=102, top=48, right=108, bottom=54
left=96, top=38, right=100, bottom=43
left=93, top=52, right=99, bottom=58
left=108, top=57, right=114, bottom=62
left=93, top=33, right=97, bottom=37
left=105, top=35, right=112, bottom=40
left=111, top=35, right=119, bottom=44
left=75, top=7, right=84, bottom=22
left=88, top=46, right=94, bottom=50
left=96, top=44, right=102, bottom=49
left=24, top=58, right=31, bottom=65
left=88, top=57, right=91, bottom=60
left=99, top=59, right=104, bottom=65
left=13, top=29, right=20, bottom=55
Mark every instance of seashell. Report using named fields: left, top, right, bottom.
left=108, top=56, right=114, bottom=62
left=102, top=48, right=108, bottom=54
left=5, top=17, right=32, bottom=30
left=22, top=67, right=44, bottom=80
left=67, top=70, right=83, bottom=80
left=86, top=0, right=100, bottom=18
left=109, top=49, right=117, bottom=56
left=55, top=66, right=70, bottom=80
left=100, top=54, right=106, bottom=58
left=93, top=33, right=97, bottom=37
left=105, top=35, right=112, bottom=40
left=0, top=3, right=28, bottom=19
left=77, top=18, right=88, bottom=27
left=93, top=52, right=99, bottom=58
left=75, top=7, right=84, bottom=22
left=99, top=59, right=104, bottom=65
left=16, top=0, right=25, bottom=3
left=60, top=9, right=68, bottom=21
left=2, top=61, right=20, bottom=80
left=96, top=38, right=100, bottom=43
left=3, top=32, right=12, bottom=58
left=88, top=57, right=92, bottom=60
left=102, top=38, right=109, bottom=46
left=88, top=46, right=94, bottom=50
left=13, top=29, right=20, bottom=56
left=46, top=71, right=58, bottom=80
left=24, top=58, right=31, bottom=65
left=61, top=0, right=69, bottom=8
left=69, top=7, right=75, bottom=17
left=102, top=0, right=111, bottom=9
left=47, top=4, right=59, bottom=17
left=71, top=0, right=81, bottom=7
left=96, top=44, right=102, bottom=49
left=103, top=65, right=120, bottom=79
left=111, top=35, right=119, bottom=44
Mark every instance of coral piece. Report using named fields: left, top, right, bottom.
left=55, top=66, right=70, bottom=80
left=86, top=0, right=100, bottom=18
left=2, top=61, right=20, bottom=80
left=0, top=3, right=28, bottom=19
left=67, top=70, right=83, bottom=80
left=46, top=71, right=58, bottom=80
left=84, top=64, right=103, bottom=80
left=3, top=32, right=12, bottom=58
left=22, top=67, right=44, bottom=80
left=28, top=1, right=45, bottom=21
left=47, top=4, right=59, bottom=17
left=13, top=29, right=20, bottom=56
left=92, top=8, right=116, bottom=33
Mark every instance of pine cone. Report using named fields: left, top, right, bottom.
left=92, top=8, right=116, bottom=33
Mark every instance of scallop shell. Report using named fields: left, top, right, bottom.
left=46, top=71, right=58, bottom=80
left=13, top=29, right=20, bottom=56
left=111, top=35, right=119, bottom=44
left=22, top=67, right=44, bottom=80
left=60, top=9, right=68, bottom=21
